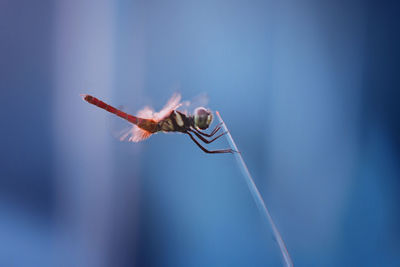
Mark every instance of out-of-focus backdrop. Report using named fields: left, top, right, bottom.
left=1, top=0, right=399, bottom=266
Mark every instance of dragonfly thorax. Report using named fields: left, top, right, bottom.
left=194, top=107, right=213, bottom=130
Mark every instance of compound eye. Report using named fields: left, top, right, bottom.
left=194, top=107, right=212, bottom=130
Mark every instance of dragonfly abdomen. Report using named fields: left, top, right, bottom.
left=82, top=94, right=159, bottom=133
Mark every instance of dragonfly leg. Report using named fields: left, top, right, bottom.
left=194, top=122, right=223, bottom=137
left=185, top=132, right=235, bottom=154
left=188, top=129, right=227, bottom=144
left=210, top=122, right=223, bottom=135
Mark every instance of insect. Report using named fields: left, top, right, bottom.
left=82, top=93, right=236, bottom=154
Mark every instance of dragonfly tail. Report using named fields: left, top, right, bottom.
left=82, top=94, right=139, bottom=125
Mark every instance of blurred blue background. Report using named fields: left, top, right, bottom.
left=1, top=0, right=399, bottom=266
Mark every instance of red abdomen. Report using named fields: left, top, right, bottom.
left=82, top=94, right=159, bottom=133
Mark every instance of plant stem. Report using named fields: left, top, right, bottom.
left=216, top=111, right=293, bottom=267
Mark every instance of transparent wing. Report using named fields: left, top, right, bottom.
left=178, top=92, right=209, bottom=115
left=119, top=93, right=183, bottom=143
left=120, top=127, right=153, bottom=142
left=154, top=92, right=182, bottom=120
left=117, top=123, right=153, bottom=143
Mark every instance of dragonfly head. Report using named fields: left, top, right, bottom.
left=194, top=107, right=213, bottom=130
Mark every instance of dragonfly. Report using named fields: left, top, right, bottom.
left=82, top=93, right=236, bottom=154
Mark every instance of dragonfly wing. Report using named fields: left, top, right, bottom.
left=116, top=106, right=155, bottom=143
left=116, top=125, right=150, bottom=142
left=130, top=127, right=153, bottom=142
left=154, top=93, right=182, bottom=120
left=134, top=93, right=183, bottom=121
left=178, top=92, right=209, bottom=115
left=137, top=105, right=156, bottom=119
left=119, top=124, right=153, bottom=143
left=119, top=93, right=182, bottom=143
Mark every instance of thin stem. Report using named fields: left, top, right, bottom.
left=216, top=111, right=293, bottom=267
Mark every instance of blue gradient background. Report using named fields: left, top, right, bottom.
left=1, top=0, right=399, bottom=266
